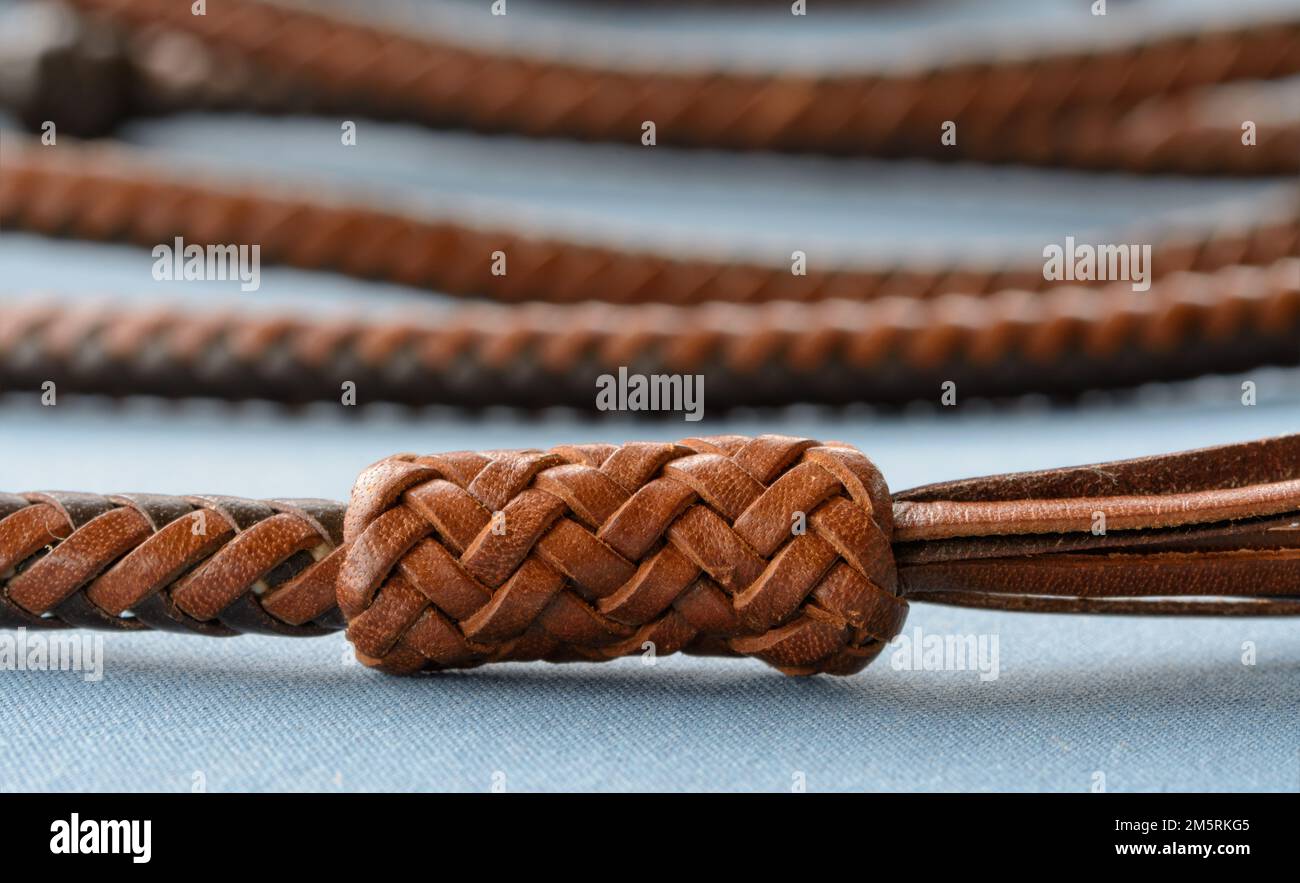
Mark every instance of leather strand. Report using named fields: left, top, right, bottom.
left=0, top=492, right=347, bottom=636
left=894, top=432, right=1300, bottom=616
left=4, top=134, right=1296, bottom=306
left=2, top=434, right=1296, bottom=675
left=7, top=2, right=1298, bottom=175
left=4, top=259, right=1296, bottom=408
left=55, top=0, right=1300, bottom=170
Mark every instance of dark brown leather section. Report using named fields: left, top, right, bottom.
left=2, top=258, right=1296, bottom=409
left=0, top=492, right=346, bottom=635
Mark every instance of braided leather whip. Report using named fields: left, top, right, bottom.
left=8, top=134, right=1296, bottom=307
left=4, top=434, right=1297, bottom=675
left=5, top=259, right=1298, bottom=408
left=45, top=0, right=1300, bottom=172
left=3, top=134, right=1297, bottom=405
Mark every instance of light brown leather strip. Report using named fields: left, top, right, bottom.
left=895, top=431, right=1300, bottom=502
left=894, top=478, right=1300, bottom=541
left=6, top=506, right=153, bottom=614
left=0, top=503, right=73, bottom=575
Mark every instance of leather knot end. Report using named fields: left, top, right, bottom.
left=337, top=436, right=907, bottom=676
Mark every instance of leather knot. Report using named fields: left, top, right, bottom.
left=337, top=435, right=907, bottom=675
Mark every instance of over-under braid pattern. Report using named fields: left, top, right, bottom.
left=3, top=137, right=1297, bottom=307
left=0, top=492, right=346, bottom=635
left=64, top=0, right=1300, bottom=161
left=3, top=259, right=1297, bottom=408
left=338, top=436, right=907, bottom=675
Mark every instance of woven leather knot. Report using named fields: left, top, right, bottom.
left=337, top=435, right=907, bottom=675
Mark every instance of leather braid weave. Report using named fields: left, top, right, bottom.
left=4, top=259, right=1296, bottom=408
left=3, top=435, right=1298, bottom=675
left=61, top=0, right=1300, bottom=165
left=337, top=435, right=905, bottom=675
left=3, top=136, right=1296, bottom=306
left=10, top=5, right=1298, bottom=175
left=0, top=492, right=346, bottom=635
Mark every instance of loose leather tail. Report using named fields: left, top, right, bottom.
left=2, top=434, right=1297, bottom=676
left=893, top=433, right=1300, bottom=615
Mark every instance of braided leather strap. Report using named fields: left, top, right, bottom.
left=6, top=2, right=1298, bottom=175
left=4, top=134, right=1296, bottom=306
left=338, top=436, right=905, bottom=675
left=0, top=492, right=346, bottom=635
left=5, top=259, right=1297, bottom=408
left=3, top=435, right=1297, bottom=676
left=59, top=0, right=1300, bottom=169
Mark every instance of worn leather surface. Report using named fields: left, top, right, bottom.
left=2, top=433, right=1295, bottom=675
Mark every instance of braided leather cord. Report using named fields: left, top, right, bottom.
left=4, top=260, right=1296, bottom=408
left=1021, top=80, right=1300, bottom=176
left=61, top=0, right=1300, bottom=169
left=9, top=6, right=1297, bottom=175
left=3, top=435, right=1298, bottom=675
left=3, top=136, right=1297, bottom=307
left=0, top=437, right=906, bottom=675
left=0, top=492, right=346, bottom=635
left=338, top=435, right=904, bottom=675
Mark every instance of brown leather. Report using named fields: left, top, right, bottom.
left=4, top=133, right=1296, bottom=307
left=0, top=492, right=346, bottom=635
left=3, top=258, right=1296, bottom=408
left=2, top=434, right=1296, bottom=675
left=3, top=71, right=1297, bottom=408
left=894, top=433, right=1300, bottom=615
left=337, top=436, right=902, bottom=675
left=51, top=0, right=1300, bottom=173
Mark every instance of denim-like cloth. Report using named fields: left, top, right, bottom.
left=1, top=610, right=1296, bottom=793
left=1, top=393, right=1297, bottom=793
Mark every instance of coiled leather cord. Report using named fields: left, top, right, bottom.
left=3, top=6, right=1298, bottom=406
left=3, top=434, right=1297, bottom=675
